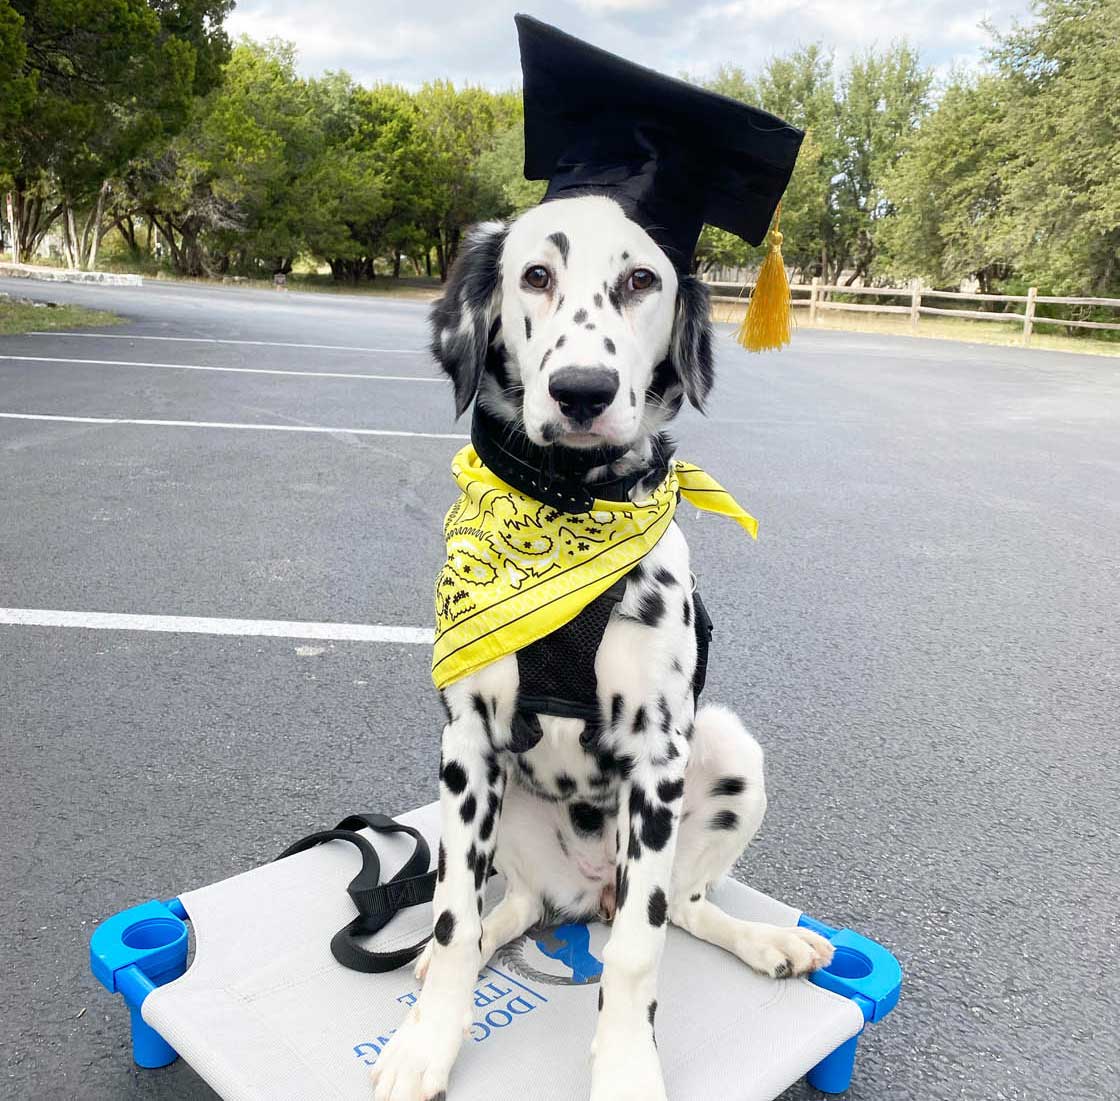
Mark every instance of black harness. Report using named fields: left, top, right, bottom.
left=471, top=406, right=714, bottom=751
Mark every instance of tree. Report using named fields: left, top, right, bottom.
left=2, top=0, right=231, bottom=266
left=413, top=82, right=520, bottom=279
left=835, top=44, right=932, bottom=284
left=991, top=0, right=1120, bottom=294
left=878, top=75, right=1013, bottom=292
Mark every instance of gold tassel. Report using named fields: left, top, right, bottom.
left=738, top=202, right=792, bottom=352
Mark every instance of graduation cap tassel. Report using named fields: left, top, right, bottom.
left=738, top=203, right=792, bottom=353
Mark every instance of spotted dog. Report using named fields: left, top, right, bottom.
left=371, top=195, right=833, bottom=1101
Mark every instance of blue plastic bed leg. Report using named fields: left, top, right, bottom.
left=807, top=1033, right=860, bottom=1093
left=89, top=899, right=189, bottom=1068
left=798, top=914, right=903, bottom=1094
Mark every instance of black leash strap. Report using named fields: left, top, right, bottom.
left=276, top=812, right=436, bottom=973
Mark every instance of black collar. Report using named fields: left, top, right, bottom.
left=470, top=405, right=653, bottom=513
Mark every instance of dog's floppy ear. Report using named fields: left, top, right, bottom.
left=429, top=221, right=508, bottom=417
left=668, top=274, right=715, bottom=411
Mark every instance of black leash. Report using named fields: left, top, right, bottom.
left=276, top=813, right=436, bottom=973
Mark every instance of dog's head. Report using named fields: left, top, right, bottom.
left=430, top=195, right=712, bottom=452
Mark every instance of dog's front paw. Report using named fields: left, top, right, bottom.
left=370, top=1002, right=465, bottom=1101
left=737, top=924, right=834, bottom=978
left=590, top=1022, right=666, bottom=1101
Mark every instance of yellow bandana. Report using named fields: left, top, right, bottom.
left=432, top=445, right=758, bottom=689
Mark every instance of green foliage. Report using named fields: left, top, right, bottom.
left=990, top=0, right=1120, bottom=294
left=700, top=43, right=931, bottom=282
left=877, top=75, right=1013, bottom=291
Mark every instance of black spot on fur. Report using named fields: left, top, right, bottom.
left=486, top=754, right=501, bottom=788
left=610, top=693, right=624, bottom=728
left=621, top=251, right=630, bottom=261
left=556, top=334, right=566, bottom=349
left=573, top=308, right=588, bottom=324
left=647, top=999, right=657, bottom=1029
left=548, top=231, right=570, bottom=265
left=710, top=809, right=740, bottom=831
left=774, top=960, right=793, bottom=979
left=441, top=760, right=467, bottom=795
left=555, top=773, right=576, bottom=796
left=629, top=388, right=636, bottom=406
left=434, top=909, right=455, bottom=945
left=632, top=706, right=648, bottom=733
left=616, top=865, right=630, bottom=909
left=524, top=315, right=532, bottom=341
left=474, top=856, right=487, bottom=889
left=641, top=806, right=673, bottom=851
left=682, top=598, right=692, bottom=627
left=711, top=776, right=746, bottom=797
left=657, top=777, right=685, bottom=803
left=657, top=696, right=672, bottom=734
left=584, top=322, right=595, bottom=331
left=466, top=843, right=477, bottom=870
left=598, top=987, right=604, bottom=1011
left=569, top=801, right=605, bottom=836
left=471, top=694, right=492, bottom=741
left=540, top=347, right=552, bottom=372
left=594, top=292, right=604, bottom=309
left=637, top=588, right=665, bottom=627
left=627, top=831, right=642, bottom=860
left=437, top=842, right=446, bottom=882
left=479, top=795, right=498, bottom=841
left=648, top=887, right=667, bottom=927
left=460, top=794, right=477, bottom=824
left=666, top=738, right=681, bottom=760
left=690, top=892, right=702, bottom=902
left=438, top=692, right=453, bottom=722
left=517, top=756, right=535, bottom=778
left=654, top=567, right=677, bottom=587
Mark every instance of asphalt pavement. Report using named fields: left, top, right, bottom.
left=1, top=276, right=1117, bottom=1100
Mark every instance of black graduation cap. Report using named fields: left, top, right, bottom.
left=516, top=14, right=804, bottom=272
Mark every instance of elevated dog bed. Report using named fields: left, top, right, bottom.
left=90, top=802, right=901, bottom=1099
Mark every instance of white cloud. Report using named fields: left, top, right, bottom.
left=225, top=0, right=1034, bottom=90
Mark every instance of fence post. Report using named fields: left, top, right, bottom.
left=1023, top=287, right=1038, bottom=346
left=909, top=279, right=921, bottom=333
left=809, top=277, right=820, bottom=325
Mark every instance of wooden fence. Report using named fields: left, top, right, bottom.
left=706, top=279, right=1120, bottom=347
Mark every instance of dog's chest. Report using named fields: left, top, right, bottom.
left=508, top=718, right=621, bottom=810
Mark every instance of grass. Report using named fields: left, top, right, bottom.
left=0, top=299, right=122, bottom=335
left=712, top=299, right=1120, bottom=358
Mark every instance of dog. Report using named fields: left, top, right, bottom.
left=370, top=194, right=834, bottom=1101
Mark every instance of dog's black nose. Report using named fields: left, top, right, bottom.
left=548, top=366, right=620, bottom=424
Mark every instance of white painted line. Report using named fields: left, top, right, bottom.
left=29, top=332, right=426, bottom=355
left=0, top=354, right=439, bottom=383
left=0, top=607, right=434, bottom=644
left=0, top=412, right=467, bottom=440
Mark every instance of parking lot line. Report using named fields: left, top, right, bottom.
left=0, top=413, right=467, bottom=439
left=28, top=332, right=426, bottom=355
left=0, top=607, right=433, bottom=643
left=0, top=354, right=440, bottom=383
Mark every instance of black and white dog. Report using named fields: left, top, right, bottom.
left=371, top=195, right=833, bottom=1101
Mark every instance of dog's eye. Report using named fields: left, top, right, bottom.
left=630, top=268, right=657, bottom=292
left=523, top=265, right=551, bottom=291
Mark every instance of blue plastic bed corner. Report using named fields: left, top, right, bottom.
left=89, top=898, right=190, bottom=1068
left=798, top=913, right=904, bottom=1093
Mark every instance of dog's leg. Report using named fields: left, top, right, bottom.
left=372, top=665, right=513, bottom=1101
left=669, top=704, right=833, bottom=976
left=414, top=883, right=541, bottom=981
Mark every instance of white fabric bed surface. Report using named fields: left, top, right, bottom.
left=143, top=802, right=863, bottom=1100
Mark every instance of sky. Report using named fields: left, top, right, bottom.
left=225, top=0, right=1037, bottom=90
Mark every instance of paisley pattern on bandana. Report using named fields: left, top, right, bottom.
left=432, top=445, right=757, bottom=690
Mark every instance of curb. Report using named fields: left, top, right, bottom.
left=0, top=263, right=142, bottom=287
